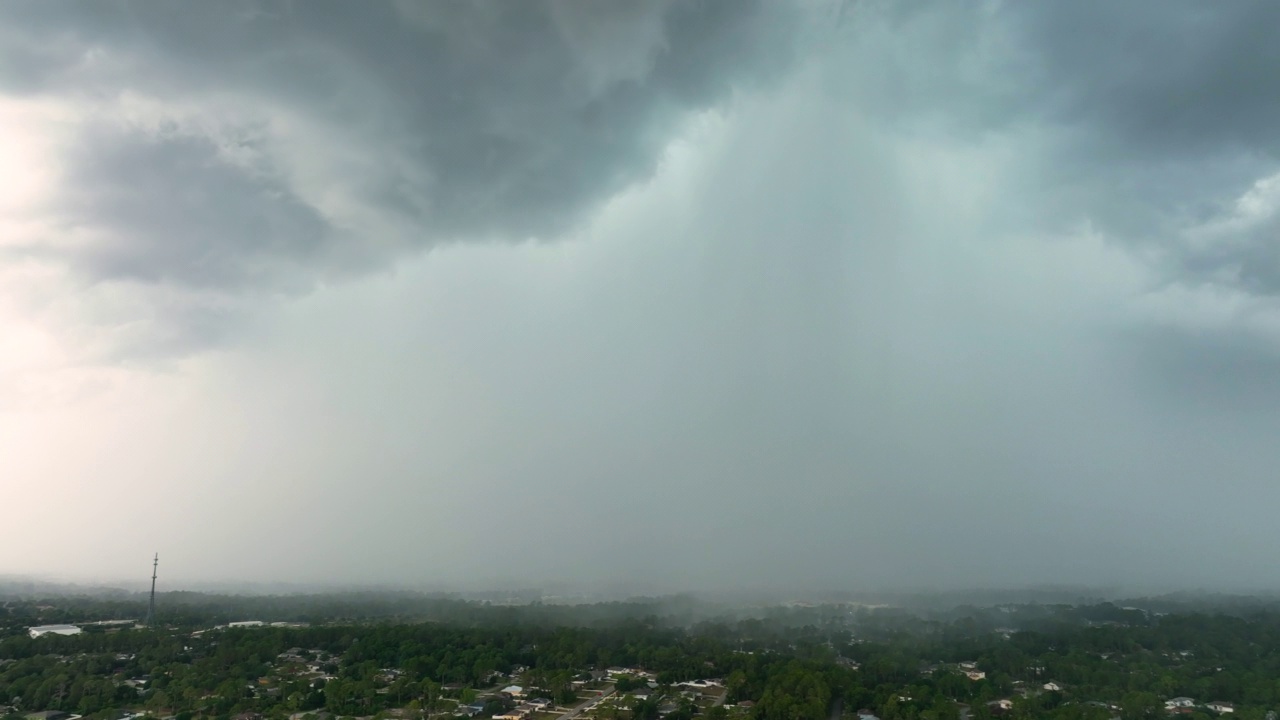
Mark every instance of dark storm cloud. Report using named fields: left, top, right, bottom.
left=61, top=126, right=331, bottom=289
left=1008, top=1, right=1280, bottom=160
left=866, top=1, right=1280, bottom=160
left=847, top=1, right=1280, bottom=293
left=2, top=0, right=796, bottom=294
left=1002, top=1, right=1280, bottom=293
left=5, top=0, right=1280, bottom=366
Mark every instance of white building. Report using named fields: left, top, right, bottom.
left=28, top=624, right=82, bottom=638
left=1165, top=698, right=1195, bottom=710
left=1207, top=702, right=1235, bottom=714
left=1043, top=682, right=1063, bottom=692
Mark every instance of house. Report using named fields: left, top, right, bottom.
left=856, top=711, right=879, bottom=720
left=1165, top=698, right=1195, bottom=711
left=1044, top=682, right=1064, bottom=692
left=964, top=670, right=986, bottom=681
left=987, top=700, right=1014, bottom=716
left=1207, top=703, right=1235, bottom=714
left=28, top=625, right=82, bottom=639
left=501, top=686, right=525, bottom=698
left=459, top=705, right=486, bottom=717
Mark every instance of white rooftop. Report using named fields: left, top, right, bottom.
left=29, top=624, right=83, bottom=638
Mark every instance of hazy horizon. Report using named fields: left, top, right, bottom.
left=6, top=1, right=1280, bottom=594
left=0, top=570, right=1238, bottom=607
left=5, top=570, right=1278, bottom=608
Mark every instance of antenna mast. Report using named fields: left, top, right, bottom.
left=144, top=554, right=158, bottom=626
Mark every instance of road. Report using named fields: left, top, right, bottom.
left=556, top=686, right=615, bottom=720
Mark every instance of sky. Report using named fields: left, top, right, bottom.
left=4, top=0, right=1280, bottom=597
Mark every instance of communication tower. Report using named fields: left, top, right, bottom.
left=144, top=554, right=158, bottom=626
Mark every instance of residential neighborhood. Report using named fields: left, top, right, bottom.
left=5, top=597, right=1280, bottom=720
left=2, top=626, right=734, bottom=720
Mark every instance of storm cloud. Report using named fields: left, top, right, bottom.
left=4, top=1, right=1280, bottom=595
left=2, top=1, right=794, bottom=295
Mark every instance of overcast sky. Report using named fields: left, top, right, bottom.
left=4, top=0, right=1280, bottom=597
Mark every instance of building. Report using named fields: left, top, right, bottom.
left=1043, top=682, right=1063, bottom=692
left=28, top=625, right=82, bottom=639
left=1165, top=698, right=1196, bottom=710
left=501, top=685, right=525, bottom=698
left=964, top=670, right=986, bottom=681
left=987, top=700, right=1015, bottom=716
left=1207, top=703, right=1235, bottom=714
